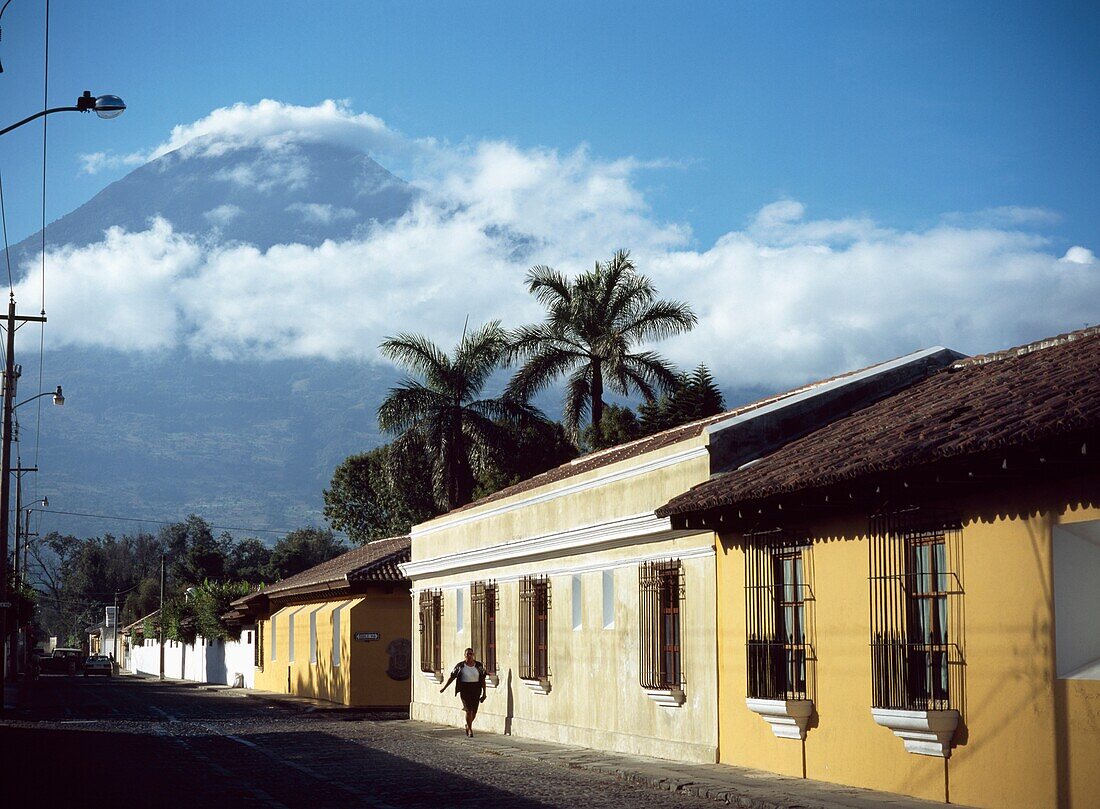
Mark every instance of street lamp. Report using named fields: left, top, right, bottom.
left=15, top=385, right=64, bottom=409
left=0, top=88, right=125, bottom=703
left=0, top=91, right=126, bottom=137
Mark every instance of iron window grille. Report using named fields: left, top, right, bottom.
left=744, top=531, right=816, bottom=701
left=519, top=575, right=551, bottom=681
left=639, top=559, right=685, bottom=691
left=470, top=580, right=498, bottom=675
left=870, top=509, right=965, bottom=712
left=418, top=589, right=443, bottom=675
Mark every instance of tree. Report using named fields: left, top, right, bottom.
left=579, top=403, right=642, bottom=452
left=378, top=321, right=542, bottom=510
left=474, top=419, right=579, bottom=497
left=160, top=516, right=227, bottom=586
left=638, top=364, right=726, bottom=435
left=225, top=537, right=272, bottom=584
left=324, top=441, right=438, bottom=544
left=266, top=528, right=347, bottom=581
left=507, top=250, right=697, bottom=439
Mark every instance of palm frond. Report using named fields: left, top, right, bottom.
left=505, top=346, right=582, bottom=401
left=379, top=333, right=452, bottom=391
left=619, top=299, right=698, bottom=343
left=561, top=366, right=592, bottom=439
left=377, top=383, right=447, bottom=435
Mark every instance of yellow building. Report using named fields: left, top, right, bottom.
left=658, top=327, right=1100, bottom=808
left=401, top=347, right=958, bottom=762
left=230, top=536, right=412, bottom=707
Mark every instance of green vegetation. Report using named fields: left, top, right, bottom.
left=507, top=250, right=697, bottom=441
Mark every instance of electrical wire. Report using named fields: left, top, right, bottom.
left=34, top=507, right=348, bottom=540
left=31, top=0, right=49, bottom=508
left=0, top=169, right=12, bottom=295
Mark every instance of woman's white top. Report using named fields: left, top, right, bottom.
left=459, top=663, right=480, bottom=682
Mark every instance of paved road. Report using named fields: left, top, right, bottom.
left=1, top=674, right=714, bottom=808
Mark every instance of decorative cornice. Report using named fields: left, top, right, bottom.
left=410, top=544, right=714, bottom=594
left=646, top=687, right=686, bottom=708
left=402, top=512, right=700, bottom=580
left=521, top=677, right=551, bottom=695
left=746, top=698, right=814, bottom=740
left=412, top=445, right=710, bottom=539
left=871, top=708, right=959, bottom=757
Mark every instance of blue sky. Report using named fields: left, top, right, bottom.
left=1, top=1, right=1096, bottom=248
left=0, top=2, right=1097, bottom=389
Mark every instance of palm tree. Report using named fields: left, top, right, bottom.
left=378, top=321, right=537, bottom=511
left=507, top=250, right=697, bottom=439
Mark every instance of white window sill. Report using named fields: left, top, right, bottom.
left=645, top=687, right=686, bottom=708
left=420, top=670, right=442, bottom=684
left=485, top=673, right=500, bottom=688
left=521, top=677, right=551, bottom=695
left=745, top=698, right=813, bottom=740
left=871, top=708, right=959, bottom=757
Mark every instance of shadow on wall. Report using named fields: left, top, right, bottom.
left=0, top=725, right=559, bottom=808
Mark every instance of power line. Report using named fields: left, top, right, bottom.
left=35, top=507, right=344, bottom=539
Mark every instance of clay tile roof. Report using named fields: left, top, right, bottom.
left=259, top=535, right=410, bottom=597
left=435, top=360, right=886, bottom=520
left=658, top=326, right=1100, bottom=517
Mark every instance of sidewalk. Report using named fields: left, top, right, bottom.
left=239, top=683, right=961, bottom=809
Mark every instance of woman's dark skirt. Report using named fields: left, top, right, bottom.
left=458, top=681, right=481, bottom=713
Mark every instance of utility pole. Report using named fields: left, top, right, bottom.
left=0, top=296, right=46, bottom=705
left=159, top=553, right=165, bottom=681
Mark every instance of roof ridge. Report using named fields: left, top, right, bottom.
left=952, top=325, right=1100, bottom=369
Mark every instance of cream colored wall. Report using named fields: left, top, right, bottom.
left=716, top=476, right=1100, bottom=809
left=411, top=438, right=711, bottom=561
left=410, top=531, right=719, bottom=762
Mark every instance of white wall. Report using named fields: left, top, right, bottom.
left=127, top=628, right=255, bottom=687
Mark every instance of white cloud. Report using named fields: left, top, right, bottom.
left=1061, top=245, right=1096, bottom=265
left=203, top=204, right=244, bottom=225
left=80, top=99, right=411, bottom=174
left=286, top=202, right=358, bottom=225
left=47, top=101, right=1100, bottom=391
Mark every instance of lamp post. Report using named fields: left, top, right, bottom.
left=0, top=91, right=122, bottom=704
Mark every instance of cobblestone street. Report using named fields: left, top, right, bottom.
left=2, top=674, right=955, bottom=809
left=2, top=674, right=718, bottom=808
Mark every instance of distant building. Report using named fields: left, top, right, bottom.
left=658, top=326, right=1100, bottom=808
left=230, top=536, right=411, bottom=707
left=400, top=347, right=958, bottom=762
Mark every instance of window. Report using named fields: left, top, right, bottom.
left=639, top=560, right=683, bottom=691
left=270, top=615, right=277, bottom=662
left=870, top=510, right=963, bottom=711
left=309, top=608, right=320, bottom=664
left=519, top=575, right=550, bottom=681
left=471, top=581, right=498, bottom=675
left=456, top=587, right=465, bottom=634
left=287, top=609, right=297, bottom=663
left=572, top=575, right=582, bottom=630
left=602, top=570, right=615, bottom=629
left=254, top=625, right=263, bottom=670
left=332, top=602, right=345, bottom=667
left=745, top=534, right=814, bottom=701
left=419, top=589, right=442, bottom=675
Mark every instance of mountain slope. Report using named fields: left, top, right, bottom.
left=15, top=141, right=418, bottom=540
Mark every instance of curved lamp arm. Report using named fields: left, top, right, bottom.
left=15, top=385, right=63, bottom=409
left=0, top=92, right=126, bottom=138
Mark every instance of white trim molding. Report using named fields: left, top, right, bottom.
left=646, top=687, right=686, bottom=708
left=401, top=512, right=699, bottom=580
left=871, top=708, right=959, bottom=757
left=521, top=677, right=551, bottom=695
left=746, top=698, right=814, bottom=740
left=420, top=670, right=443, bottom=685
left=412, top=446, right=709, bottom=539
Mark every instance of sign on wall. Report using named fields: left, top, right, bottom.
left=354, top=632, right=381, bottom=642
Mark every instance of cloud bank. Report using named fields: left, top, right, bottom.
left=34, top=100, right=1100, bottom=391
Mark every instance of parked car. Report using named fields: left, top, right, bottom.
left=83, top=655, right=113, bottom=677
left=40, top=648, right=85, bottom=675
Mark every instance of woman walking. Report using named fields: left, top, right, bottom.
left=440, top=647, right=487, bottom=737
